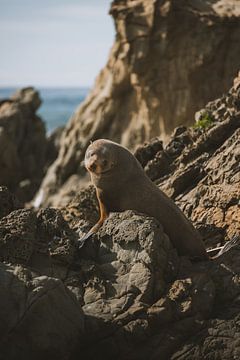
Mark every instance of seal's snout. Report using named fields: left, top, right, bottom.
left=85, top=140, right=115, bottom=175
left=88, top=160, right=97, bottom=172
left=86, top=153, right=97, bottom=172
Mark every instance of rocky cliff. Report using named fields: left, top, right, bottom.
left=0, top=88, right=59, bottom=203
left=36, top=0, right=240, bottom=207
left=0, top=72, right=239, bottom=359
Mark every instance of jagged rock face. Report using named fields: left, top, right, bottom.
left=0, top=263, right=85, bottom=360
left=0, top=186, right=22, bottom=219
left=1, top=69, right=240, bottom=360
left=135, top=71, right=240, bottom=244
left=1, top=73, right=240, bottom=358
left=36, top=0, right=240, bottom=206
left=0, top=88, right=48, bottom=202
left=0, top=191, right=239, bottom=359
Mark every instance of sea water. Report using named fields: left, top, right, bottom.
left=0, top=87, right=89, bottom=133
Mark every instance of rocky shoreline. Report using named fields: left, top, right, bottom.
left=0, top=72, right=239, bottom=359
left=33, top=0, right=240, bottom=208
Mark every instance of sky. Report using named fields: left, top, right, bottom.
left=0, top=0, right=114, bottom=87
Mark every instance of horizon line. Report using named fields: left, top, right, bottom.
left=0, top=85, right=91, bottom=89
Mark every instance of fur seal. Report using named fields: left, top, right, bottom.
left=79, top=139, right=238, bottom=260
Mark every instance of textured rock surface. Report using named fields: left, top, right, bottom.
left=0, top=186, right=22, bottom=220
left=0, top=88, right=58, bottom=203
left=135, top=72, right=240, bottom=247
left=1, top=70, right=240, bottom=359
left=1, top=54, right=240, bottom=360
left=0, top=263, right=85, bottom=360
left=0, top=198, right=239, bottom=359
left=36, top=0, right=240, bottom=206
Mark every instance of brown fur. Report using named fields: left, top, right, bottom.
left=83, top=139, right=208, bottom=260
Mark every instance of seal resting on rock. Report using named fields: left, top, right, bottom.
left=78, top=139, right=238, bottom=260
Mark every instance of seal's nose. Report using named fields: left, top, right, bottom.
left=88, top=161, right=97, bottom=172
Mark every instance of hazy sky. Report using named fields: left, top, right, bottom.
left=0, top=0, right=114, bottom=87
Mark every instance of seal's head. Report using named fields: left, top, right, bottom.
left=85, top=139, right=117, bottom=176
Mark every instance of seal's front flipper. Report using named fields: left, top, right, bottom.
left=77, top=229, right=95, bottom=249
left=77, top=219, right=104, bottom=249
left=77, top=200, right=109, bottom=250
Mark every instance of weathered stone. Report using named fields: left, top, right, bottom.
left=35, top=0, right=240, bottom=207
left=0, top=186, right=22, bottom=219
left=0, top=263, right=85, bottom=360
left=0, top=209, right=37, bottom=264
left=0, top=88, right=48, bottom=202
left=1, top=39, right=240, bottom=360
left=0, top=205, right=77, bottom=276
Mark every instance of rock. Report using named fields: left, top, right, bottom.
left=11, top=87, right=41, bottom=111
left=134, top=137, right=163, bottom=168
left=0, top=263, right=85, bottom=360
left=0, top=209, right=37, bottom=264
left=0, top=187, right=240, bottom=359
left=36, top=0, right=240, bottom=206
left=1, top=62, right=240, bottom=360
left=45, top=126, right=64, bottom=169
left=0, top=186, right=22, bottom=219
left=61, top=185, right=99, bottom=234
left=0, top=206, right=77, bottom=276
left=172, top=308, right=240, bottom=360
left=151, top=73, right=240, bottom=244
left=36, top=207, right=77, bottom=267
left=0, top=88, right=48, bottom=202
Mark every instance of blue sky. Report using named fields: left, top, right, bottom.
left=0, top=0, right=114, bottom=87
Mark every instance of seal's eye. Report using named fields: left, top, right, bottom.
left=87, top=151, right=94, bottom=158
left=102, top=159, right=108, bottom=167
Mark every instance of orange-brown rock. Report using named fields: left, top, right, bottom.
left=37, top=0, right=240, bottom=206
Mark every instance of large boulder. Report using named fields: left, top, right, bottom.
left=0, top=263, right=85, bottom=360
left=0, top=88, right=60, bottom=203
left=0, top=197, right=239, bottom=359
left=36, top=0, right=240, bottom=206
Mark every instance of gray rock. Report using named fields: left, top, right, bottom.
left=0, top=263, right=85, bottom=360
left=0, top=87, right=57, bottom=203
left=1, top=70, right=240, bottom=359
left=0, top=186, right=22, bottom=220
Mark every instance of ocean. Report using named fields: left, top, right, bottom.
left=0, top=87, right=89, bottom=133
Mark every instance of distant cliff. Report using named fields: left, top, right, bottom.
left=37, top=0, right=240, bottom=206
